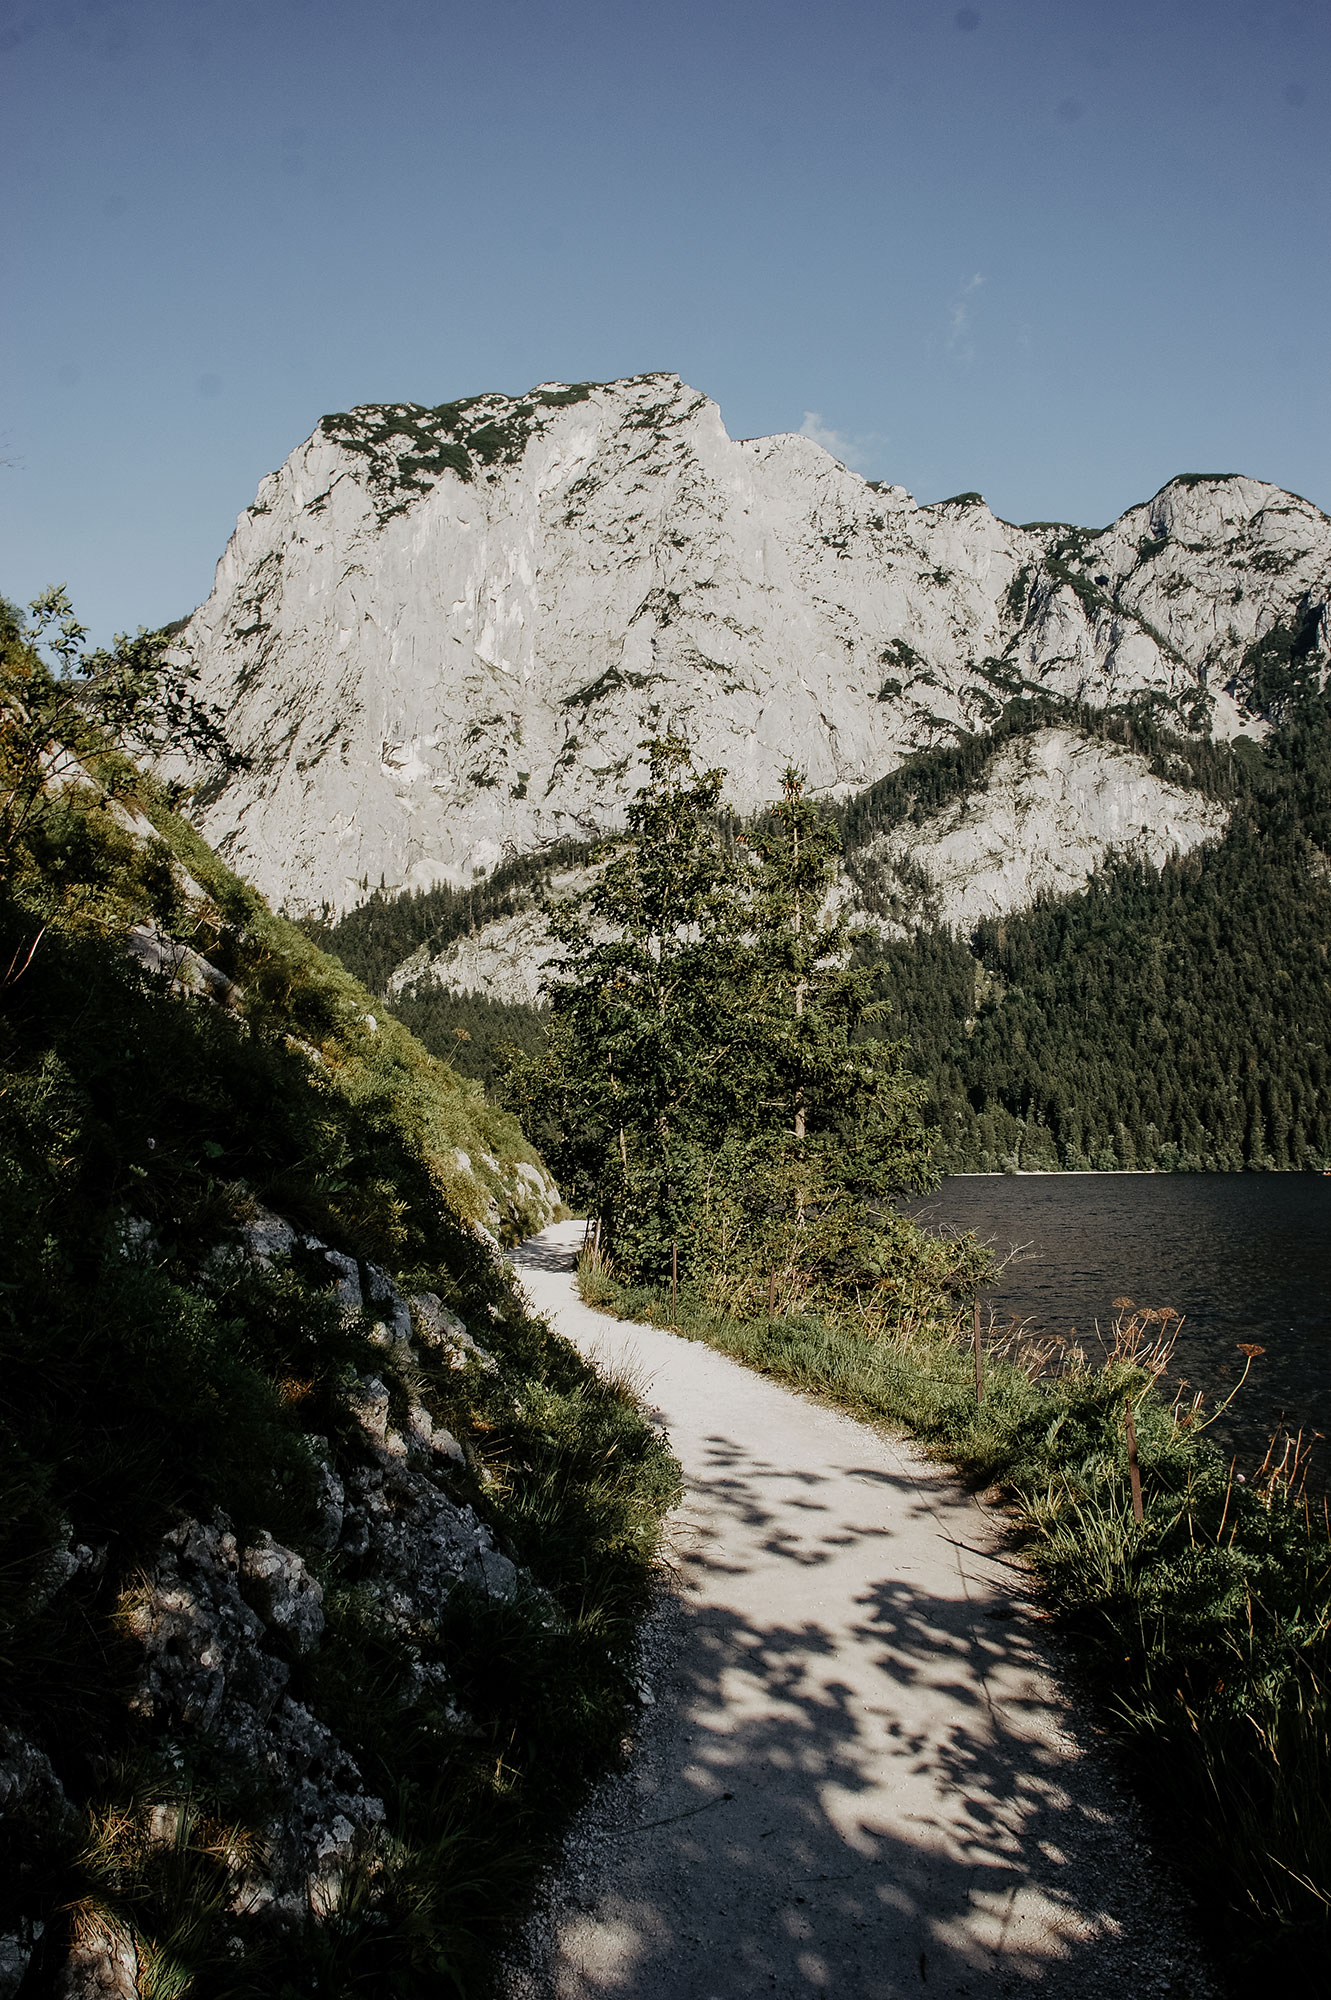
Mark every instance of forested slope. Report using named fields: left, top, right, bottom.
left=310, top=692, right=1331, bottom=1177
left=863, top=701, right=1331, bottom=1172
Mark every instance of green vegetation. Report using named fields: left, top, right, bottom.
left=856, top=697, right=1331, bottom=1173
left=1230, top=603, right=1328, bottom=719
left=319, top=383, right=596, bottom=520
left=393, top=988, right=550, bottom=1094
left=581, top=1262, right=1331, bottom=1986
left=505, top=742, right=961, bottom=1306
left=0, top=594, right=677, bottom=1993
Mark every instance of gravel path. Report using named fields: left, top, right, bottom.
left=505, top=1222, right=1210, bottom=1999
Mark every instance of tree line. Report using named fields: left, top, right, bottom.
left=313, top=687, right=1331, bottom=1178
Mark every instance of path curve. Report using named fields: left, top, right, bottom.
left=507, top=1222, right=1208, bottom=1999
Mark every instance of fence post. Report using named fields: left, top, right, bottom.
left=1125, top=1401, right=1144, bottom=1523
left=973, top=1299, right=984, bottom=1404
left=671, top=1242, right=678, bottom=1319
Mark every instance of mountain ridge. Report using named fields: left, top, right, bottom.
left=173, top=372, right=1330, bottom=916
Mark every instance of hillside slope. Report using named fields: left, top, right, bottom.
left=172, top=374, right=1330, bottom=915
left=0, top=612, right=678, bottom=1996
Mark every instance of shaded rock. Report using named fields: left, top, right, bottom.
left=240, top=1205, right=299, bottom=1266
left=304, top=1439, right=346, bottom=1551
left=347, top=1375, right=390, bottom=1444
left=55, top=1914, right=138, bottom=2000
left=125, top=922, right=242, bottom=1011
left=411, top=1292, right=497, bottom=1371
left=0, top=1725, right=79, bottom=1845
left=366, top=1262, right=412, bottom=1341
left=346, top=1458, right=517, bottom=1625
left=242, top=1531, right=324, bottom=1654
left=0, top=1935, right=29, bottom=2000
left=123, top=1515, right=383, bottom=1912
left=318, top=1248, right=362, bottom=1310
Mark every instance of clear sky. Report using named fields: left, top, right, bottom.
left=3, top=0, right=1328, bottom=642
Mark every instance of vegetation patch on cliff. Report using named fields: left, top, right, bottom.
left=319, top=383, right=596, bottom=521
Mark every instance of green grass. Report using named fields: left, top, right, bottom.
left=581, top=1260, right=1331, bottom=1990
left=0, top=646, right=679, bottom=1993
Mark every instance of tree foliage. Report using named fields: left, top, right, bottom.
left=507, top=741, right=935, bottom=1290
left=0, top=587, right=237, bottom=870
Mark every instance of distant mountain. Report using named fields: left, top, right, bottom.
left=176, top=374, right=1330, bottom=917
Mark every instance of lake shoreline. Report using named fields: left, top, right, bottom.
left=905, top=1172, right=1331, bottom=1466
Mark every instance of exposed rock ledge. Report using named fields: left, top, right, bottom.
left=855, top=728, right=1230, bottom=935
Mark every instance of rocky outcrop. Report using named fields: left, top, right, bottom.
left=386, top=867, right=594, bottom=1008
left=172, top=375, right=1330, bottom=917
left=849, top=728, right=1231, bottom=935
left=8, top=1208, right=546, bottom=1989
left=123, top=1513, right=383, bottom=1924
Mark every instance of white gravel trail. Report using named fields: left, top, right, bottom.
left=506, top=1222, right=1209, bottom=2000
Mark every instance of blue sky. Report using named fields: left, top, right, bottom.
left=3, top=0, right=1328, bottom=641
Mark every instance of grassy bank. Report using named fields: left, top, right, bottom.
left=580, top=1257, right=1331, bottom=1988
left=0, top=600, right=680, bottom=1993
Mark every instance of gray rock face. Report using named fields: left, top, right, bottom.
left=0, top=1934, right=30, bottom=2000
left=174, top=374, right=1329, bottom=917
left=387, top=884, right=579, bottom=1008
left=123, top=1514, right=384, bottom=1919
left=241, top=1531, right=325, bottom=1653
left=54, top=1916, right=138, bottom=2000
left=851, top=726, right=1231, bottom=936
left=411, top=1291, right=498, bottom=1371
left=0, top=1726, right=78, bottom=1848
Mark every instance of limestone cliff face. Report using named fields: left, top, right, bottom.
left=177, top=374, right=1330, bottom=915
left=851, top=729, right=1231, bottom=936
left=378, top=732, right=1230, bottom=1009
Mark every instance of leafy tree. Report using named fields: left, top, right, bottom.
left=508, top=737, right=753, bottom=1272
left=510, top=743, right=936, bottom=1295
left=685, top=767, right=933, bottom=1297
left=0, top=587, right=237, bottom=869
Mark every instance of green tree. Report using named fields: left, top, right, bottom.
left=511, top=744, right=936, bottom=1296
left=689, top=766, right=933, bottom=1297
left=2, top=588, right=238, bottom=865
left=508, top=737, right=753, bottom=1273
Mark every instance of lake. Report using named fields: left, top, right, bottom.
left=905, top=1173, right=1331, bottom=1475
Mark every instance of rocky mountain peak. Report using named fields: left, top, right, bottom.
left=175, top=375, right=1330, bottom=916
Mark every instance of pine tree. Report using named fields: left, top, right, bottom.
left=744, top=765, right=930, bottom=1200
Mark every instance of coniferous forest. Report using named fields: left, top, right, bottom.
left=308, top=689, right=1331, bottom=1176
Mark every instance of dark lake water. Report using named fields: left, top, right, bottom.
left=905, top=1174, right=1331, bottom=1474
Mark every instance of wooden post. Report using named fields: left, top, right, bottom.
left=768, top=1268, right=777, bottom=1316
left=973, top=1300, right=984, bottom=1404
left=1125, top=1401, right=1144, bottom=1524
left=671, top=1242, right=678, bottom=1318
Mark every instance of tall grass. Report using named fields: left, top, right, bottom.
left=0, top=728, right=679, bottom=1992
left=581, top=1257, right=1331, bottom=1989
